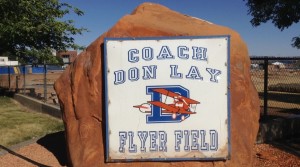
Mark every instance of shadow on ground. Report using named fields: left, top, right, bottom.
left=37, top=131, right=68, bottom=166
left=0, top=145, right=51, bottom=167
left=269, top=137, right=300, bottom=157
left=0, top=87, right=15, bottom=97
left=258, top=91, right=300, bottom=104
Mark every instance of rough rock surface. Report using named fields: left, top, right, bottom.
left=54, top=3, right=260, bottom=167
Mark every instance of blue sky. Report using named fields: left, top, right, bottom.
left=62, top=0, right=300, bottom=57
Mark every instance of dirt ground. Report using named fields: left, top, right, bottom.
left=0, top=71, right=63, bottom=105
left=0, top=131, right=67, bottom=167
left=0, top=131, right=299, bottom=167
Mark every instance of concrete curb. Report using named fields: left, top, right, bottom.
left=0, top=94, right=62, bottom=156
left=13, top=93, right=61, bottom=119
left=0, top=137, right=41, bottom=156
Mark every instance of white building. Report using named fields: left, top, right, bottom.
left=0, top=57, right=18, bottom=66
left=272, top=61, right=285, bottom=69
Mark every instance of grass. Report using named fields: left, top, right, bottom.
left=0, top=96, right=64, bottom=147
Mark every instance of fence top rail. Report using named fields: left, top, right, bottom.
left=250, top=56, right=300, bottom=60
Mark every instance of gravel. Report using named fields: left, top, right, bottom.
left=0, top=142, right=299, bottom=167
left=253, top=143, right=300, bottom=167
left=0, top=143, right=64, bottom=167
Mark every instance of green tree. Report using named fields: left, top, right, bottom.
left=24, top=48, right=64, bottom=65
left=0, top=0, right=87, bottom=64
left=245, top=0, right=300, bottom=49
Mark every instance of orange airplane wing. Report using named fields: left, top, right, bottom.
left=152, top=88, right=200, bottom=104
left=160, top=109, right=195, bottom=115
left=178, top=110, right=196, bottom=114
left=148, top=101, right=196, bottom=115
left=148, top=101, right=178, bottom=113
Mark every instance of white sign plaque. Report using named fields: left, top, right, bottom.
left=105, top=36, right=230, bottom=162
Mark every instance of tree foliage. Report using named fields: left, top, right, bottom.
left=0, top=0, right=87, bottom=64
left=245, top=0, right=300, bottom=49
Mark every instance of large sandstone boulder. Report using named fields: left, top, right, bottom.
left=54, top=3, right=260, bottom=167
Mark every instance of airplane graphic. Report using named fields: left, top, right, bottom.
left=134, top=88, right=200, bottom=121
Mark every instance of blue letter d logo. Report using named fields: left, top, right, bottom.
left=146, top=85, right=190, bottom=123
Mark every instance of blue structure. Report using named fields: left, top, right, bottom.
left=0, top=66, right=46, bottom=74
left=0, top=67, right=15, bottom=74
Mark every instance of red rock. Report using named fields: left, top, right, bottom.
left=54, top=2, right=260, bottom=167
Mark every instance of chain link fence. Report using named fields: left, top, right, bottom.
left=1, top=58, right=299, bottom=115
left=0, top=64, right=68, bottom=105
left=250, top=57, right=300, bottom=118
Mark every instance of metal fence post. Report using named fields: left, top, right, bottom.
left=43, top=61, right=47, bottom=102
left=23, top=65, right=26, bottom=95
left=263, top=59, right=268, bottom=116
left=16, top=75, right=19, bottom=92
left=8, top=66, right=11, bottom=89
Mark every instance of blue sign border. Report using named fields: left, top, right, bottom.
left=104, top=35, right=231, bottom=162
